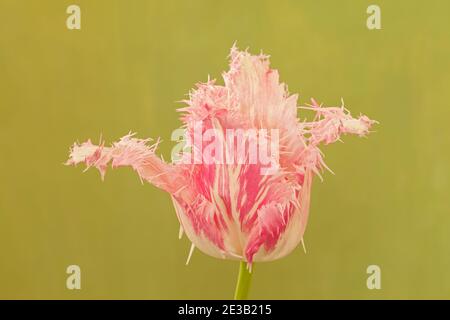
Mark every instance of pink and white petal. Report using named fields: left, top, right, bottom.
left=244, top=170, right=313, bottom=263
left=66, top=133, right=187, bottom=194
left=171, top=196, right=235, bottom=260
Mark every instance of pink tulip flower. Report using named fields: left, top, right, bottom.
left=66, top=46, right=375, bottom=298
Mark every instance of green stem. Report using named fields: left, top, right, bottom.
left=233, top=261, right=253, bottom=300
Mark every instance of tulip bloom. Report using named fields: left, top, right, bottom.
left=67, top=46, right=375, bottom=298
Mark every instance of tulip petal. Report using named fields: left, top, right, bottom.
left=66, top=133, right=186, bottom=194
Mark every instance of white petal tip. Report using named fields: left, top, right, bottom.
left=301, top=238, right=307, bottom=254
left=178, top=225, right=184, bottom=240
left=185, top=243, right=195, bottom=266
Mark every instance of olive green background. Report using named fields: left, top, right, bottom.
left=1, top=0, right=449, bottom=299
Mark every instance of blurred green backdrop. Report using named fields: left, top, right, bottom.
left=0, top=0, right=449, bottom=299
